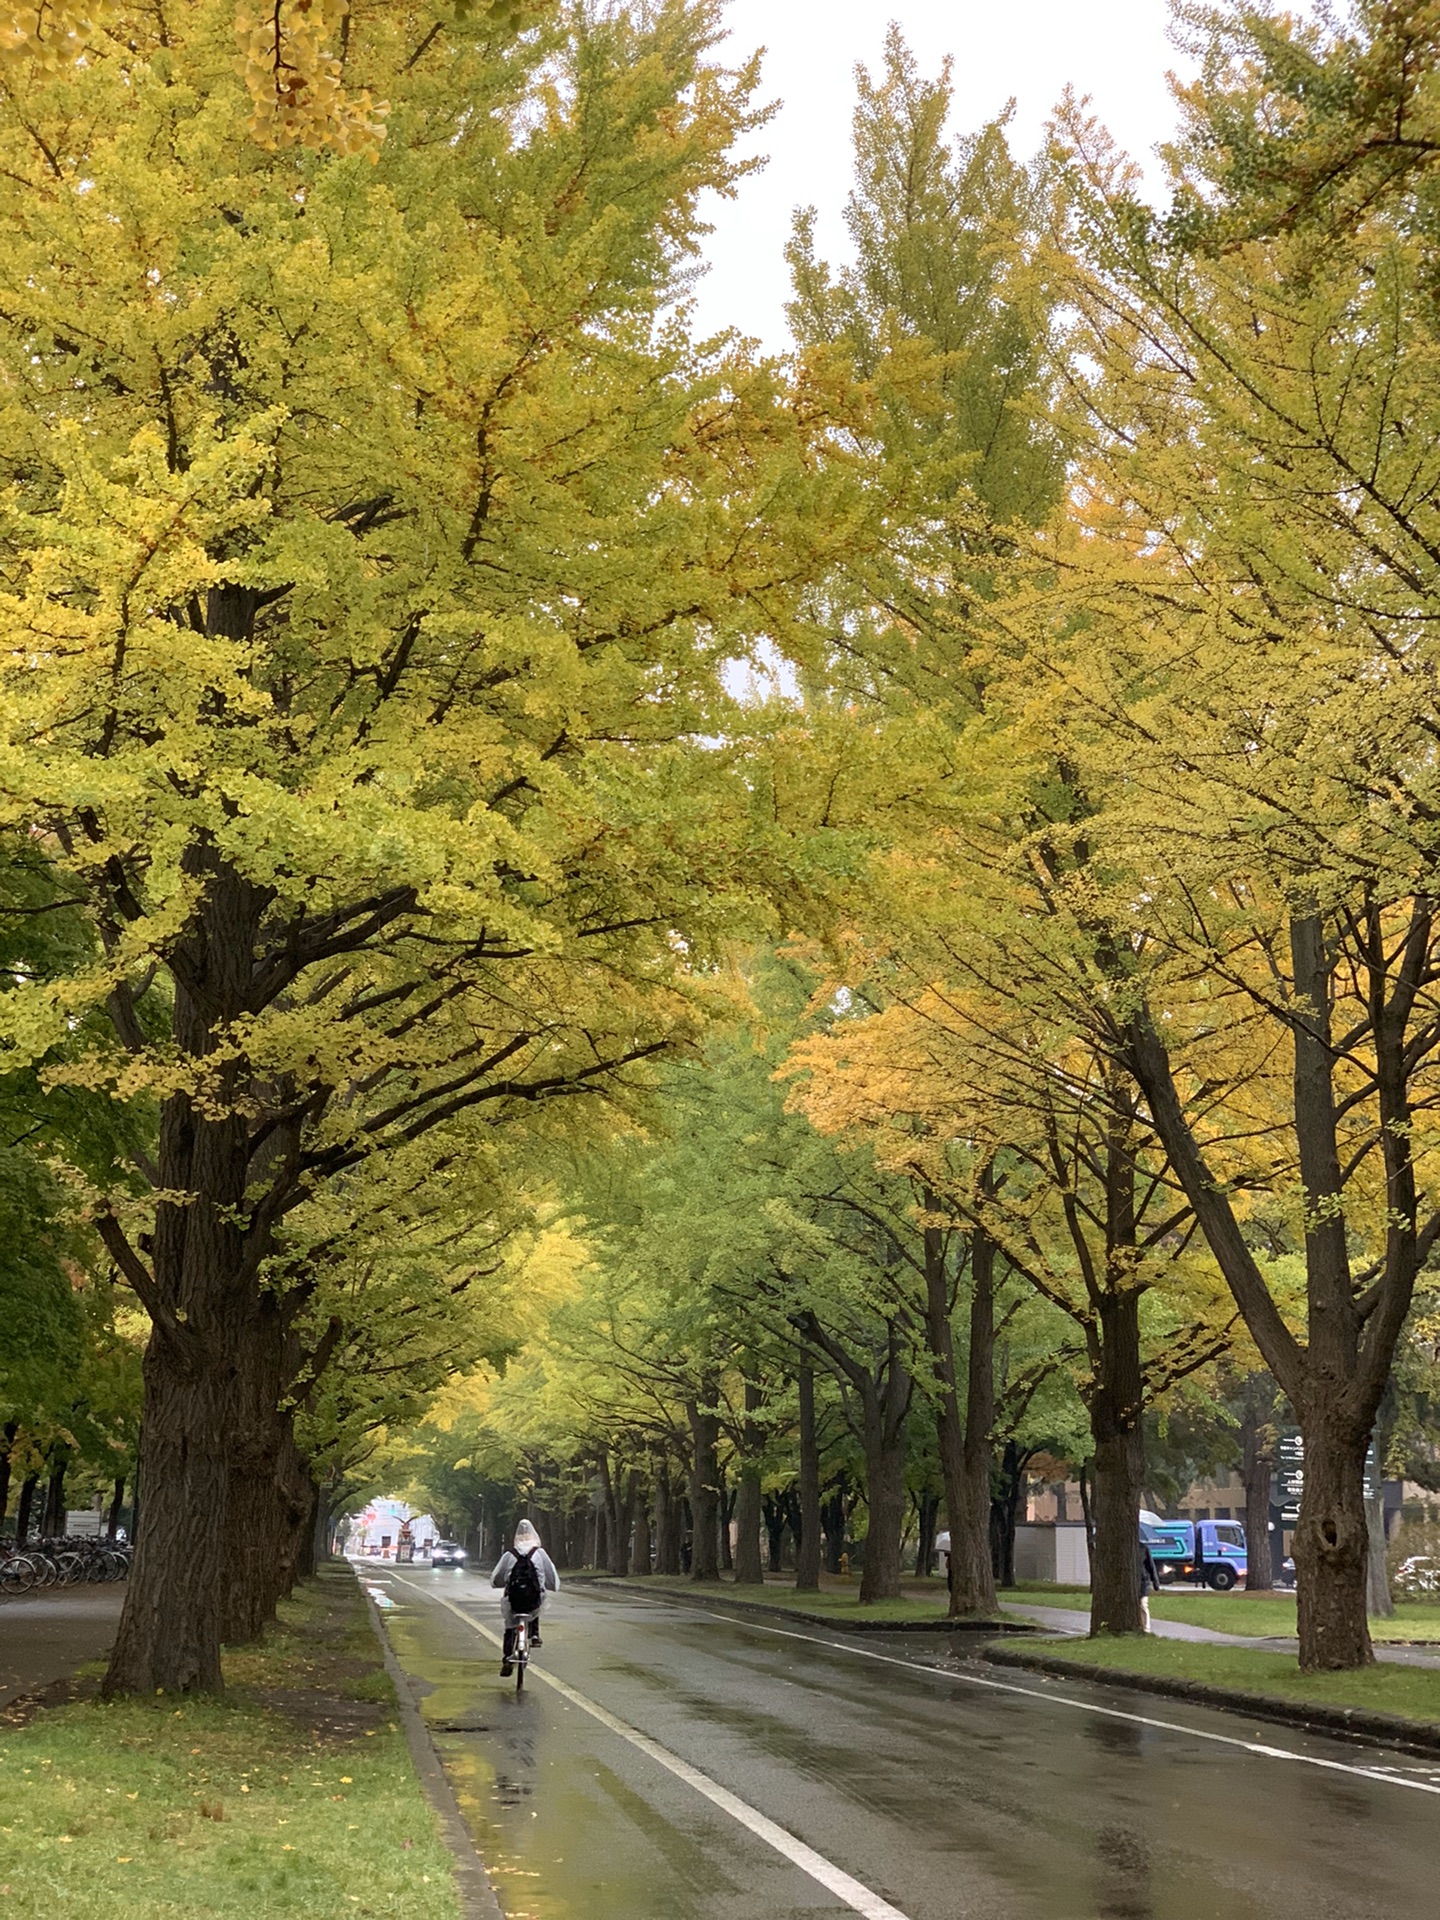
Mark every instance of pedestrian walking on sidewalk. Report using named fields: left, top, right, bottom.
left=1139, top=1539, right=1160, bottom=1634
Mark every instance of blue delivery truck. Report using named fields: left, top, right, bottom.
left=1141, top=1517, right=1248, bottom=1589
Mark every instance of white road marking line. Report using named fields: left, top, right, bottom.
left=652, top=1599, right=1440, bottom=1800
left=368, top=1568, right=1440, bottom=1798
left=386, top=1573, right=915, bottom=1920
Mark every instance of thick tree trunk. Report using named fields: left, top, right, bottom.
left=858, top=1358, right=910, bottom=1604
left=795, top=1366, right=822, bottom=1592
left=605, top=1465, right=638, bottom=1577
left=762, top=1492, right=787, bottom=1573
left=1239, top=1374, right=1278, bottom=1592
left=294, top=1482, right=318, bottom=1583
left=821, top=1485, right=848, bottom=1574
left=913, top=1490, right=939, bottom=1577
left=0, top=1421, right=16, bottom=1529
left=733, top=1374, right=765, bottom=1586
left=222, top=1300, right=290, bottom=1643
left=958, top=1230, right=999, bottom=1611
left=105, top=1322, right=237, bottom=1693
left=273, top=1431, right=314, bottom=1602
left=654, top=1459, right=683, bottom=1575
left=42, top=1453, right=67, bottom=1536
left=301, top=1478, right=328, bottom=1577
left=630, top=1484, right=652, bottom=1575
left=991, top=1441, right=1031, bottom=1587
left=686, top=1393, right=721, bottom=1581
left=1088, top=1289, right=1146, bottom=1637
left=597, top=1455, right=616, bottom=1571
left=565, top=1503, right=586, bottom=1571
left=717, top=1476, right=734, bottom=1573
left=924, top=1215, right=998, bottom=1618
left=105, top=842, right=273, bottom=1696
left=15, top=1472, right=37, bottom=1544
left=1294, top=1404, right=1373, bottom=1667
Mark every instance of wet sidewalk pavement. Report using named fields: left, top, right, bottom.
left=1003, top=1600, right=1440, bottom=1667
left=0, top=1587, right=126, bottom=1708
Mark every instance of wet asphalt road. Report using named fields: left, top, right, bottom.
left=0, top=1587, right=125, bottom=1707
left=363, top=1567, right=1440, bottom=1920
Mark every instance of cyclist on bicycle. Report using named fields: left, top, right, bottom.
left=492, top=1518, right=560, bottom=1676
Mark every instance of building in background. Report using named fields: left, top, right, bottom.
left=347, top=1497, right=438, bottom=1559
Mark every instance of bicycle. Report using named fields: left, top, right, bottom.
left=512, top=1615, right=532, bottom=1691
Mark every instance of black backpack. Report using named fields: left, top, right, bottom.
left=505, top=1547, right=543, bottom=1613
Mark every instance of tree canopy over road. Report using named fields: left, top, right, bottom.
left=3, top=0, right=1440, bottom=1681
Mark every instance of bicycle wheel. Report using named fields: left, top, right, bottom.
left=0, top=1555, right=35, bottom=1596
left=514, top=1623, right=527, bottom=1692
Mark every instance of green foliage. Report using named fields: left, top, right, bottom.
left=787, top=25, right=1063, bottom=532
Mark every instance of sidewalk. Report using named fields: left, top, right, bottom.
left=0, top=1587, right=126, bottom=1709
left=1002, top=1600, right=1440, bottom=1670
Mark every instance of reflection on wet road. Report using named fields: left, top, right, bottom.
left=365, top=1568, right=1440, bottom=1920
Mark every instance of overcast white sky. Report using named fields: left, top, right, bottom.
left=692, top=0, right=1192, bottom=348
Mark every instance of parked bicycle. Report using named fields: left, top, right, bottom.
left=0, top=1536, right=131, bottom=1596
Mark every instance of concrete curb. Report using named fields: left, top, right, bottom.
left=981, top=1642, right=1440, bottom=1761
left=358, top=1583, right=503, bottom=1920
left=569, top=1574, right=1036, bottom=1636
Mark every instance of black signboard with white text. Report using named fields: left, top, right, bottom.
left=1271, top=1427, right=1378, bottom=1526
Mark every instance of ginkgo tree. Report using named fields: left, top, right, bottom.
left=1033, top=0, right=1440, bottom=1670
left=0, top=0, right=863, bottom=1693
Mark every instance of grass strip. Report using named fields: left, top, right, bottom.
left=0, top=1565, right=461, bottom=1919
left=1149, top=1592, right=1440, bottom=1643
left=1001, top=1584, right=1440, bottom=1643
left=998, top=1633, right=1440, bottom=1727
